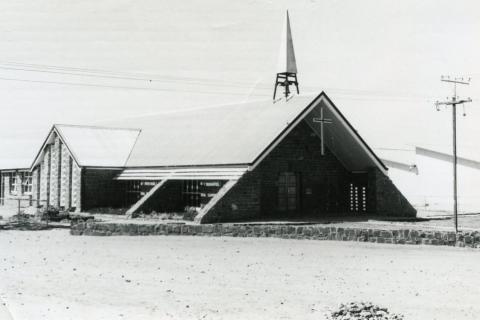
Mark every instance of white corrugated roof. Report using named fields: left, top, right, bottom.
left=54, top=125, right=140, bottom=167
left=108, top=95, right=319, bottom=167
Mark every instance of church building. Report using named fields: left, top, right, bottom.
left=0, top=12, right=416, bottom=222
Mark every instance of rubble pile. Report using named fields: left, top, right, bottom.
left=330, top=302, right=404, bottom=320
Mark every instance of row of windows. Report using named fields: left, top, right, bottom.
left=2, top=172, right=32, bottom=196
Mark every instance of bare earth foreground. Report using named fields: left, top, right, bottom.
left=0, top=230, right=479, bottom=320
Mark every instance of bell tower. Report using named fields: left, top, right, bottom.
left=273, top=10, right=299, bottom=100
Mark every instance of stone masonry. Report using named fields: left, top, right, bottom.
left=71, top=221, right=480, bottom=249
left=32, top=132, right=82, bottom=211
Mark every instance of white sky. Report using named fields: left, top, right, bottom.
left=1, top=0, right=480, bottom=168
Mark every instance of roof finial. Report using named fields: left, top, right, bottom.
left=273, top=10, right=299, bottom=100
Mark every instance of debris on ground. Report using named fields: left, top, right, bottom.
left=0, top=212, right=91, bottom=231
left=330, top=302, right=404, bottom=320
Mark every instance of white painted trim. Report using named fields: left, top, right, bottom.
left=85, top=167, right=125, bottom=170
left=381, top=159, right=418, bottom=175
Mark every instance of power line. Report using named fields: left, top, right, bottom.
left=0, top=61, right=258, bottom=86
left=0, top=60, right=438, bottom=100
left=0, top=76, right=270, bottom=97
left=0, top=72, right=433, bottom=102
left=0, top=60, right=441, bottom=102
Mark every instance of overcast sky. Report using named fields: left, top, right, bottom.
left=1, top=0, right=480, bottom=168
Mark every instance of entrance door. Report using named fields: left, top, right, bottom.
left=278, top=172, right=299, bottom=213
left=349, top=173, right=368, bottom=213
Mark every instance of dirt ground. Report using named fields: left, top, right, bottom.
left=0, top=230, right=479, bottom=320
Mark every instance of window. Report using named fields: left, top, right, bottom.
left=9, top=173, right=18, bottom=195
left=21, top=172, right=33, bottom=195
left=349, top=183, right=367, bottom=213
left=182, top=180, right=224, bottom=208
left=183, top=180, right=201, bottom=207
left=124, top=180, right=160, bottom=206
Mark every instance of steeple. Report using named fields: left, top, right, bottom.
left=273, top=10, right=299, bottom=100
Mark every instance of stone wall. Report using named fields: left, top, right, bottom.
left=59, top=143, right=71, bottom=208
left=71, top=221, right=480, bottom=248
left=71, top=163, right=82, bottom=210
left=49, top=134, right=61, bottom=207
left=38, top=144, right=51, bottom=205
left=31, top=133, right=82, bottom=211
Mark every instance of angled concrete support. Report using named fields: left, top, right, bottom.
left=126, top=180, right=168, bottom=215
left=194, top=180, right=238, bottom=224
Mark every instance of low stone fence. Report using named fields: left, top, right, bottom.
left=70, top=221, right=480, bottom=248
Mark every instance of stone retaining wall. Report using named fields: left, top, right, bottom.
left=70, top=221, right=480, bottom=248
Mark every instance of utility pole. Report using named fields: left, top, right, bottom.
left=435, top=76, right=472, bottom=233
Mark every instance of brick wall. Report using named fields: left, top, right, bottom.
left=202, top=170, right=261, bottom=223
left=368, top=168, right=416, bottom=217
left=203, top=121, right=351, bottom=223
left=138, top=181, right=185, bottom=213
left=202, top=121, right=416, bottom=223
left=257, top=121, right=351, bottom=216
left=81, top=168, right=123, bottom=210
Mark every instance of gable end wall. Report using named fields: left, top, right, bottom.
left=201, top=121, right=350, bottom=223
left=202, top=121, right=416, bottom=223
left=31, top=133, right=82, bottom=211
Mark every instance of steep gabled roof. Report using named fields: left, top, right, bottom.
left=106, top=92, right=387, bottom=173
left=31, top=125, right=141, bottom=169
left=108, top=95, right=318, bottom=167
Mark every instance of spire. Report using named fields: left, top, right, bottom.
left=278, top=10, right=297, bottom=74
left=273, top=10, right=299, bottom=100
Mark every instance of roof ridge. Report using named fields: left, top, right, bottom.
left=54, top=123, right=141, bottom=132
